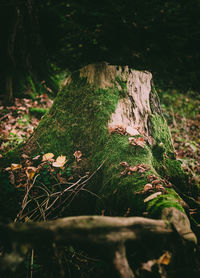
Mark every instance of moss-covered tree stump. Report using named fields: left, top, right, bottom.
left=7, top=62, right=196, bottom=243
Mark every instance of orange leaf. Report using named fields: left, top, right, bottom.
left=42, top=153, right=54, bottom=161
left=11, top=164, right=22, bottom=171
left=25, top=167, right=37, bottom=180
left=157, top=251, right=171, bottom=265
left=52, top=155, right=67, bottom=167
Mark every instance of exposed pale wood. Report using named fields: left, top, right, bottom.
left=108, top=70, right=152, bottom=139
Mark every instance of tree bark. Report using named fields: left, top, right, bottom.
left=5, top=7, right=20, bottom=103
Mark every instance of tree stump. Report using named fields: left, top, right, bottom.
left=17, top=62, right=195, bottom=242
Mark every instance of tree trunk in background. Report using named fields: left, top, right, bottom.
left=5, top=7, right=20, bottom=102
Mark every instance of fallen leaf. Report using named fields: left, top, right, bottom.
left=56, top=173, right=67, bottom=184
left=11, top=164, right=22, bottom=171
left=135, top=137, right=145, bottom=148
left=52, top=155, right=67, bottom=167
left=143, top=184, right=153, bottom=192
left=144, top=192, right=162, bottom=203
left=42, top=153, right=54, bottom=161
left=21, top=154, right=29, bottom=159
left=157, top=251, right=171, bottom=265
left=156, top=184, right=166, bottom=192
left=129, top=166, right=138, bottom=172
left=109, top=125, right=127, bottom=135
left=120, top=169, right=128, bottom=176
left=32, top=155, right=41, bottom=160
left=9, top=172, right=15, bottom=184
left=129, top=136, right=145, bottom=148
left=73, top=150, right=82, bottom=161
left=141, top=259, right=157, bottom=272
left=152, top=179, right=162, bottom=185
left=25, top=167, right=37, bottom=180
left=5, top=167, right=11, bottom=171
left=120, top=161, right=129, bottom=167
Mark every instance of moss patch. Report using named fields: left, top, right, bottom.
left=146, top=188, right=184, bottom=218
left=25, top=78, right=120, bottom=163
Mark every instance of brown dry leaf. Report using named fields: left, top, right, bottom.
left=134, top=137, right=145, bottom=148
left=25, top=167, right=37, bottom=180
left=156, top=184, right=166, bottom=192
left=129, top=166, right=138, bottom=172
left=120, top=169, right=128, bottom=176
left=147, top=174, right=158, bottom=181
left=157, top=251, right=171, bottom=265
left=11, top=163, right=22, bottom=171
left=120, top=161, right=129, bottom=167
left=32, top=155, right=41, bottom=160
left=143, top=184, right=153, bottom=192
left=109, top=125, right=127, bottom=135
left=9, top=172, right=15, bottom=185
left=52, top=155, right=67, bottom=167
left=21, top=154, right=29, bottom=159
left=141, top=259, right=157, bottom=272
left=152, top=179, right=162, bottom=185
left=0, top=154, right=2, bottom=159
left=129, top=136, right=145, bottom=148
left=42, top=153, right=54, bottom=161
left=57, top=173, right=67, bottom=184
left=128, top=137, right=135, bottom=144
left=73, top=150, right=82, bottom=161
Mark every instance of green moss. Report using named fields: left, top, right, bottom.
left=147, top=188, right=184, bottom=218
left=163, top=158, right=188, bottom=189
left=0, top=147, right=21, bottom=169
left=95, top=134, right=156, bottom=215
left=149, top=113, right=187, bottom=188
left=149, top=114, right=174, bottom=153
left=27, top=77, right=121, bottom=161
left=29, top=107, right=49, bottom=118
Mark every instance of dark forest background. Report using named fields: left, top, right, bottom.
left=0, top=0, right=200, bottom=101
